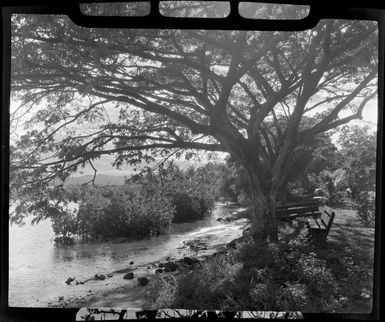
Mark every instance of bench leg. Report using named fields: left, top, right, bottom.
left=306, top=229, right=328, bottom=247
left=305, top=228, right=317, bottom=240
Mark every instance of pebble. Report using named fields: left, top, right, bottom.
left=123, top=272, right=134, bottom=280
left=163, top=262, right=179, bottom=272
left=138, top=277, right=149, bottom=286
left=65, top=277, right=75, bottom=285
left=183, top=257, right=194, bottom=265
left=95, top=274, right=106, bottom=280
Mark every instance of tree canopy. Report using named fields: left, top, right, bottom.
left=9, top=6, right=378, bottom=239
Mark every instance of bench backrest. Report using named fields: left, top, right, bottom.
left=319, top=207, right=335, bottom=232
left=276, top=205, right=319, bottom=217
left=276, top=202, right=319, bottom=210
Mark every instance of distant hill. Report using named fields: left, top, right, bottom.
left=62, top=174, right=126, bottom=186
left=54, top=158, right=226, bottom=187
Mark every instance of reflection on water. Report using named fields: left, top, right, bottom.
left=9, top=203, right=241, bottom=307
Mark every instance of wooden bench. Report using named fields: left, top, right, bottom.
left=276, top=203, right=335, bottom=246
left=276, top=202, right=321, bottom=222
left=304, top=206, right=335, bottom=246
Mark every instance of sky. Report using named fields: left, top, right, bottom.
left=351, top=100, right=378, bottom=130
left=76, top=100, right=378, bottom=177
left=9, top=92, right=378, bottom=178
left=10, top=92, right=377, bottom=178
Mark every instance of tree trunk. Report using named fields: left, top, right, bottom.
left=212, top=124, right=280, bottom=243
left=249, top=191, right=279, bottom=242
left=246, top=168, right=279, bottom=243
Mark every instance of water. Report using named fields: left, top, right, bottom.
left=9, top=203, right=244, bottom=307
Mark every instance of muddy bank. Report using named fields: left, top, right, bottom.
left=48, top=216, right=250, bottom=308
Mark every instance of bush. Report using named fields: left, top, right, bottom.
left=307, top=169, right=345, bottom=206
left=50, top=161, right=225, bottom=241
left=171, top=189, right=214, bottom=223
left=143, top=239, right=343, bottom=312
left=142, top=254, right=239, bottom=310
left=171, top=254, right=238, bottom=310
left=142, top=275, right=177, bottom=309
left=337, top=125, right=376, bottom=226
left=298, top=253, right=337, bottom=302
left=171, top=192, right=202, bottom=223
left=76, top=188, right=113, bottom=240
left=154, top=161, right=217, bottom=223
left=50, top=206, right=78, bottom=243
left=343, top=169, right=375, bottom=226
left=353, top=192, right=375, bottom=226
left=61, top=185, right=175, bottom=241
left=130, top=188, right=175, bottom=236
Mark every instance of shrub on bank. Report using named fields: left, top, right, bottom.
left=171, top=189, right=214, bottom=223
left=142, top=239, right=344, bottom=312
left=76, top=186, right=175, bottom=241
left=51, top=161, right=223, bottom=242
left=50, top=185, right=175, bottom=242
left=49, top=205, right=78, bottom=245
left=137, top=161, right=218, bottom=223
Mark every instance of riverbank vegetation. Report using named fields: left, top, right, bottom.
left=138, top=124, right=376, bottom=312
left=51, top=161, right=228, bottom=243
left=142, top=207, right=374, bottom=313
left=44, top=122, right=377, bottom=313
left=40, top=122, right=377, bottom=246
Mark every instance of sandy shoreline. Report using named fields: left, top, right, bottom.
left=48, top=216, right=250, bottom=309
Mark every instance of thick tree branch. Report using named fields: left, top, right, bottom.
left=305, top=69, right=377, bottom=138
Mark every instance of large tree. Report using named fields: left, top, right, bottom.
left=9, top=4, right=378, bottom=241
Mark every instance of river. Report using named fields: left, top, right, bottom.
left=9, top=202, right=248, bottom=307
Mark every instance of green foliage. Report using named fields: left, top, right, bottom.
left=338, top=125, right=376, bottom=168
left=50, top=161, right=226, bottom=242
left=216, top=156, right=253, bottom=206
left=352, top=192, right=375, bottom=226
left=50, top=206, right=78, bottom=245
left=50, top=183, right=175, bottom=242
left=143, top=274, right=177, bottom=309
left=171, top=192, right=203, bottom=223
left=143, top=161, right=222, bottom=223
left=75, top=185, right=175, bottom=241
left=219, top=133, right=341, bottom=205
left=307, top=169, right=345, bottom=206
left=285, top=133, right=342, bottom=202
left=337, top=125, right=376, bottom=226
left=143, top=254, right=238, bottom=310
left=298, top=252, right=337, bottom=303
left=143, top=239, right=344, bottom=312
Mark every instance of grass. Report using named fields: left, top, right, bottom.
left=141, top=206, right=375, bottom=314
